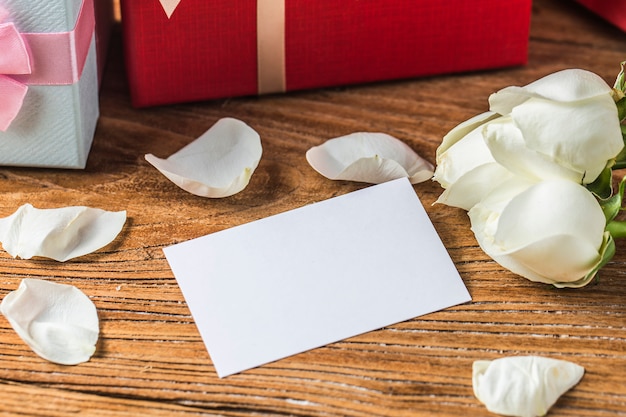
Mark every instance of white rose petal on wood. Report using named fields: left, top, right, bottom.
left=145, top=117, right=263, bottom=198
left=0, top=278, right=99, bottom=365
left=306, top=132, right=434, bottom=184
left=0, top=204, right=127, bottom=262
left=473, top=356, right=585, bottom=417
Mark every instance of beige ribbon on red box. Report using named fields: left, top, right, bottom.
left=158, top=0, right=286, bottom=95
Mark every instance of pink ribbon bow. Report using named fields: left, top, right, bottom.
left=0, top=6, right=31, bottom=132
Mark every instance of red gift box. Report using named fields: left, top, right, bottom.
left=121, top=0, right=532, bottom=107
left=576, top=0, right=626, bottom=31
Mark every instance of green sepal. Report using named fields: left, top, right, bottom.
left=598, top=175, right=626, bottom=223
left=615, top=61, right=626, bottom=93
left=586, top=163, right=615, bottom=199
left=613, top=126, right=626, bottom=169
left=584, top=232, right=616, bottom=282
left=617, top=96, right=626, bottom=122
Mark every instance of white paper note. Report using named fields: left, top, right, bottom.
left=164, top=178, right=471, bottom=377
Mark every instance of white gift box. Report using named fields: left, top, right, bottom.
left=0, top=0, right=110, bottom=169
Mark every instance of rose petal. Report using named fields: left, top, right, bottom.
left=435, top=163, right=513, bottom=210
left=469, top=179, right=606, bottom=286
left=489, top=69, right=614, bottom=115
left=494, top=180, right=605, bottom=252
left=473, top=356, right=584, bottom=417
left=436, top=111, right=498, bottom=160
left=1, top=278, right=99, bottom=365
left=145, top=118, right=263, bottom=198
left=306, top=132, right=433, bottom=184
left=510, top=96, right=623, bottom=183
left=523, top=69, right=613, bottom=101
left=433, top=122, right=497, bottom=189
left=0, top=204, right=126, bottom=262
left=491, top=180, right=605, bottom=285
left=492, top=234, right=605, bottom=286
left=469, top=176, right=536, bottom=243
left=483, top=116, right=585, bottom=183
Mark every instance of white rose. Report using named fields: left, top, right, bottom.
left=486, top=69, right=624, bottom=184
left=433, top=69, right=624, bottom=209
left=468, top=178, right=613, bottom=288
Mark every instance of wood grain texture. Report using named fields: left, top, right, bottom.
left=1, top=0, right=625, bottom=415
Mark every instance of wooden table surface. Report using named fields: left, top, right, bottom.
left=1, top=1, right=626, bottom=415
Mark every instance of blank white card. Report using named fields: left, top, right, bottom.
left=164, top=178, right=471, bottom=377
